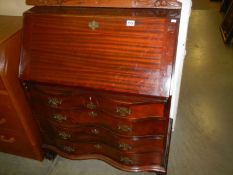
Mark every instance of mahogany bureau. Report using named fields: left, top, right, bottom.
left=0, top=16, right=42, bottom=160
left=19, top=1, right=181, bottom=174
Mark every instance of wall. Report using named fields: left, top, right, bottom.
left=0, top=0, right=31, bottom=16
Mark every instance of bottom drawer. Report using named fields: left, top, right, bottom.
left=0, top=129, right=35, bottom=158
left=49, top=139, right=163, bottom=166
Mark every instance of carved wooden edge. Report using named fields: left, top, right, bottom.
left=26, top=0, right=182, bottom=9
left=154, top=0, right=181, bottom=8
left=42, top=144, right=166, bottom=173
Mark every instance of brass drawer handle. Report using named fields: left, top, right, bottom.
left=94, top=144, right=102, bottom=149
left=116, top=107, right=131, bottom=117
left=88, top=20, right=99, bottom=30
left=88, top=111, right=98, bottom=117
left=119, top=143, right=132, bottom=151
left=86, top=102, right=97, bottom=110
left=62, top=146, right=75, bottom=153
left=91, top=128, right=99, bottom=135
left=58, top=132, right=71, bottom=140
left=0, top=135, right=16, bottom=144
left=118, top=125, right=132, bottom=133
left=0, top=118, right=6, bottom=125
left=120, top=157, right=135, bottom=165
left=48, top=97, right=62, bottom=107
left=52, top=114, right=67, bottom=122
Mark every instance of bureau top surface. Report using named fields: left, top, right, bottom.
left=25, top=6, right=181, bottom=17
left=0, top=16, right=22, bottom=45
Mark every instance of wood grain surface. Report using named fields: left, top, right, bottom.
left=0, top=16, right=43, bottom=160
left=19, top=7, right=180, bottom=97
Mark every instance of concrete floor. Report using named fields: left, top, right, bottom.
left=192, top=0, right=221, bottom=10
left=168, top=10, right=233, bottom=175
left=1, top=3, right=233, bottom=175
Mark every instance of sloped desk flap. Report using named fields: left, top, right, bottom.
left=19, top=7, right=180, bottom=97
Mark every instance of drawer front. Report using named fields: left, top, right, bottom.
left=20, top=7, right=180, bottom=97
left=41, top=123, right=165, bottom=153
left=0, top=94, right=23, bottom=130
left=30, top=89, right=85, bottom=110
left=0, top=129, right=34, bottom=156
left=28, top=83, right=168, bottom=119
left=34, top=106, right=167, bottom=129
left=37, top=113, right=168, bottom=137
left=54, top=140, right=163, bottom=166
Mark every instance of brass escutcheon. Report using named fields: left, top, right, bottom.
left=94, top=144, right=102, bottom=149
left=88, top=111, right=98, bottom=117
left=53, top=114, right=67, bottom=122
left=22, top=81, right=29, bottom=90
left=86, top=102, right=97, bottom=110
left=118, top=143, right=132, bottom=151
left=91, top=128, right=99, bottom=135
left=116, top=107, right=131, bottom=117
left=58, top=131, right=71, bottom=140
left=47, top=97, right=62, bottom=107
left=62, top=146, right=75, bottom=153
left=118, top=125, right=132, bottom=133
left=120, top=157, right=134, bottom=165
left=88, top=20, right=99, bottom=30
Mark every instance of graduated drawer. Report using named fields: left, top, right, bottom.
left=0, top=94, right=23, bottom=130
left=54, top=140, right=164, bottom=166
left=0, top=128, right=33, bottom=156
left=28, top=83, right=168, bottom=119
left=41, top=123, right=165, bottom=153
left=34, top=106, right=167, bottom=132
left=37, top=113, right=168, bottom=137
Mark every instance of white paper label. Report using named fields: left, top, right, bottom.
left=171, top=19, right=177, bottom=23
left=126, top=20, right=135, bottom=27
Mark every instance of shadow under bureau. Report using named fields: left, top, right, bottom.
left=19, top=5, right=181, bottom=175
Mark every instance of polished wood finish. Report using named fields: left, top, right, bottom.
left=20, top=7, right=180, bottom=97
left=22, top=81, right=171, bottom=173
left=0, top=94, right=24, bottom=130
left=26, top=0, right=181, bottom=9
left=40, top=119, right=172, bottom=173
left=38, top=114, right=168, bottom=136
left=54, top=140, right=164, bottom=165
left=19, top=6, right=180, bottom=174
left=0, top=79, right=5, bottom=90
left=0, top=16, right=43, bottom=160
left=28, top=83, right=168, bottom=119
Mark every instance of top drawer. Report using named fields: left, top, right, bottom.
left=27, top=83, right=169, bottom=119
left=19, top=7, right=180, bottom=97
